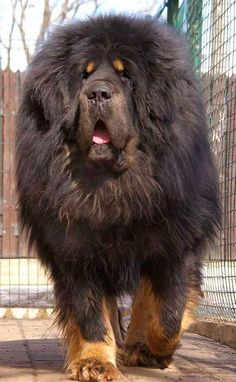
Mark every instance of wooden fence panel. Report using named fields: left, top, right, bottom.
left=2, top=70, right=18, bottom=258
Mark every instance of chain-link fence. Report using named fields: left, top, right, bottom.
left=166, top=0, right=236, bottom=321
left=0, top=1, right=235, bottom=322
left=0, top=68, right=53, bottom=308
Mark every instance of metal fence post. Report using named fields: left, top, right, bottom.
left=167, top=0, right=179, bottom=25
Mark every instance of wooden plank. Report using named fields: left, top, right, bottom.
left=2, top=70, right=18, bottom=258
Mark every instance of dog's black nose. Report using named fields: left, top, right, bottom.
left=86, top=85, right=112, bottom=102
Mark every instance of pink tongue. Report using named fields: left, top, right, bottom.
left=93, top=128, right=111, bottom=144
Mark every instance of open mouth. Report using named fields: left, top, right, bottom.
left=93, top=120, right=111, bottom=145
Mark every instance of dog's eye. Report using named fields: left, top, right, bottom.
left=82, top=61, right=96, bottom=81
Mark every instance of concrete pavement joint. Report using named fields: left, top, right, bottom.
left=17, top=320, right=38, bottom=382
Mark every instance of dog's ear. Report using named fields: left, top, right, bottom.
left=145, top=24, right=196, bottom=126
left=19, top=53, right=69, bottom=133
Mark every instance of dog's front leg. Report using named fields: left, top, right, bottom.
left=123, top=259, right=200, bottom=369
left=54, top=278, right=119, bottom=381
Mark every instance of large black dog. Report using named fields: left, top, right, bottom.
left=16, top=15, right=220, bottom=381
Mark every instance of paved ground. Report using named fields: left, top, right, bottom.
left=0, top=320, right=235, bottom=382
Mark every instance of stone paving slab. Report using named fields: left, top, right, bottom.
left=0, top=320, right=235, bottom=381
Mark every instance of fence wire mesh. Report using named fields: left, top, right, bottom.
left=0, top=1, right=235, bottom=322
left=0, top=69, right=53, bottom=308
left=173, top=0, right=236, bottom=321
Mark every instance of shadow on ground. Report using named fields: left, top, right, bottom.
left=0, top=332, right=236, bottom=381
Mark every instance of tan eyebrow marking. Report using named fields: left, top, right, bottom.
left=85, top=61, right=95, bottom=74
left=113, top=58, right=125, bottom=72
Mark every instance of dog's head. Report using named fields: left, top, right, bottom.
left=23, top=16, right=194, bottom=171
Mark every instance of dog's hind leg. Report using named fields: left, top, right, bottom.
left=107, top=296, right=125, bottom=347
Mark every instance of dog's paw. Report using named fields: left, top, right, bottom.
left=72, top=358, right=120, bottom=381
left=122, top=343, right=172, bottom=369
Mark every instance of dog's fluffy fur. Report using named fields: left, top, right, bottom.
left=16, top=15, right=220, bottom=381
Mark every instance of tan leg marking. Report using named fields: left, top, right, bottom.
left=125, top=278, right=153, bottom=346
left=63, top=300, right=120, bottom=381
left=107, top=296, right=124, bottom=346
left=124, top=278, right=200, bottom=368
